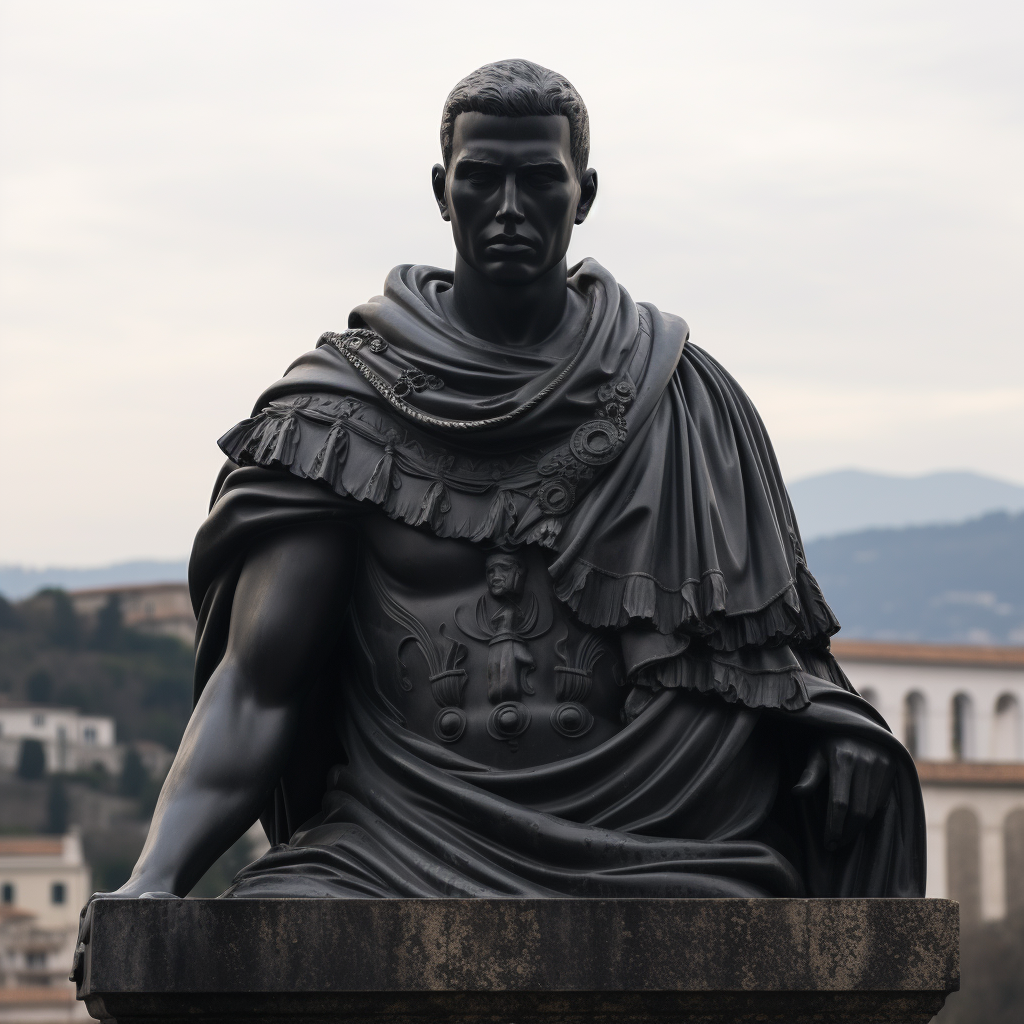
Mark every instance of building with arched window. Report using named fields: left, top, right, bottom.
left=993, top=694, right=1022, bottom=761
left=904, top=691, right=928, bottom=758
left=833, top=640, right=1024, bottom=925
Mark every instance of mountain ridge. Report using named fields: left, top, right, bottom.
left=789, top=469, right=1024, bottom=541
left=806, top=511, right=1023, bottom=646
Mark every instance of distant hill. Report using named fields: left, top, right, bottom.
left=789, top=470, right=1024, bottom=541
left=806, top=511, right=1024, bottom=645
left=0, top=560, right=188, bottom=601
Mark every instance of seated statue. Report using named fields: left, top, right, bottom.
left=84, top=60, right=925, bottom=911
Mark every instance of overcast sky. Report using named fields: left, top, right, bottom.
left=1, top=0, right=1022, bottom=566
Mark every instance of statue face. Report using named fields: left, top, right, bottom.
left=485, top=553, right=525, bottom=598
left=433, top=113, right=594, bottom=285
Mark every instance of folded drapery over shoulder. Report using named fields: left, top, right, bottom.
left=211, top=260, right=839, bottom=703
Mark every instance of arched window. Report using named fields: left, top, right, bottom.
left=952, top=693, right=975, bottom=761
left=860, top=687, right=879, bottom=708
left=904, top=692, right=927, bottom=758
left=947, top=807, right=981, bottom=932
left=993, top=694, right=1022, bottom=761
left=1005, top=808, right=1024, bottom=917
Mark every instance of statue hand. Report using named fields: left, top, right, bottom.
left=70, top=883, right=180, bottom=984
left=792, top=736, right=895, bottom=851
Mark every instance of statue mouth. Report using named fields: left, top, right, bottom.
left=485, top=237, right=536, bottom=256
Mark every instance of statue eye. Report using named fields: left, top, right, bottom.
left=526, top=172, right=556, bottom=188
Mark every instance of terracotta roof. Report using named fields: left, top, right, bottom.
left=67, top=582, right=187, bottom=597
left=916, top=761, right=1024, bottom=786
left=0, top=838, right=63, bottom=856
left=0, top=700, right=88, bottom=713
left=0, top=907, right=35, bottom=922
left=831, top=639, right=1024, bottom=670
left=0, top=988, right=74, bottom=1004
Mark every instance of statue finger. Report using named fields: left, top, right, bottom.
left=825, top=755, right=853, bottom=850
left=793, top=748, right=827, bottom=796
left=70, top=898, right=96, bottom=983
left=845, top=762, right=875, bottom=841
left=863, top=753, right=895, bottom=823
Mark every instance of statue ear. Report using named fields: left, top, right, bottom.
left=574, top=168, right=598, bottom=225
left=432, top=164, right=451, bottom=222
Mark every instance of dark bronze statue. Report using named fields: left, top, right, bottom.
left=75, top=60, right=924, bottom=953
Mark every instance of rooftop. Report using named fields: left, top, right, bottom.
left=831, top=639, right=1024, bottom=670
left=0, top=988, right=75, bottom=1005
left=68, top=581, right=188, bottom=598
left=0, top=838, right=64, bottom=857
left=916, top=761, right=1024, bottom=786
left=0, top=699, right=103, bottom=715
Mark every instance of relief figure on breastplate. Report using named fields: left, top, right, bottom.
left=455, top=551, right=551, bottom=703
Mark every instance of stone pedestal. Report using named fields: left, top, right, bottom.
left=77, top=898, right=958, bottom=1023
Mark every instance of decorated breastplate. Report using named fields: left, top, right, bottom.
left=354, top=545, right=622, bottom=753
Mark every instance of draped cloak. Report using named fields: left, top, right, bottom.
left=190, top=259, right=926, bottom=899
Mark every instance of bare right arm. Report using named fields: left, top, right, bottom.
left=113, top=521, right=357, bottom=897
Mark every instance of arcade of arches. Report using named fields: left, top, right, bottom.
left=833, top=640, right=1024, bottom=924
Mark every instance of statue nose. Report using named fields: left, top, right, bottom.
left=496, top=175, right=525, bottom=224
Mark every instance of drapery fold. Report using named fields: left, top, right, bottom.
left=220, top=674, right=924, bottom=899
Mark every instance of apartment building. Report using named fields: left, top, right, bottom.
left=0, top=835, right=90, bottom=1021
left=833, top=639, right=1024, bottom=926
left=69, top=583, right=195, bottom=647
left=0, top=706, right=117, bottom=776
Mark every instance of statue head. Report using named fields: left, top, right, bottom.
left=485, top=551, right=526, bottom=599
left=431, top=60, right=598, bottom=286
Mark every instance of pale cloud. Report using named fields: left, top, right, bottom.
left=1, top=0, right=1021, bottom=565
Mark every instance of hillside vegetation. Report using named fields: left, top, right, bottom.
left=0, top=588, right=193, bottom=750
left=806, top=511, right=1024, bottom=645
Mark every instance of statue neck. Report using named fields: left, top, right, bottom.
left=442, top=254, right=571, bottom=348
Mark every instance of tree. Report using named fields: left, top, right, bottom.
left=42, top=589, right=78, bottom=648
left=17, top=738, right=46, bottom=780
left=119, top=747, right=149, bottom=798
left=92, top=593, right=123, bottom=651
left=26, top=669, right=53, bottom=705
left=45, top=779, right=68, bottom=834
left=0, top=595, right=19, bottom=630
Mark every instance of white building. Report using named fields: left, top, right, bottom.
left=0, top=835, right=91, bottom=1022
left=833, top=639, right=1024, bottom=927
left=0, top=706, right=117, bottom=776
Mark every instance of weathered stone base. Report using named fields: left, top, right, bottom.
left=77, top=898, right=959, bottom=1024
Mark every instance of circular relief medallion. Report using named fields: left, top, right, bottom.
left=433, top=707, right=467, bottom=744
left=536, top=477, right=576, bottom=516
left=549, top=701, right=594, bottom=739
left=570, top=420, right=623, bottom=466
left=613, top=379, right=636, bottom=402
left=487, top=701, right=532, bottom=741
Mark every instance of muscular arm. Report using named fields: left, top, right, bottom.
left=116, top=522, right=356, bottom=897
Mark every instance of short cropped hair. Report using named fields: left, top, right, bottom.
left=441, top=60, right=590, bottom=180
